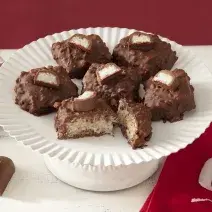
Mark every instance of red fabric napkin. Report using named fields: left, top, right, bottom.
left=140, top=124, right=212, bottom=212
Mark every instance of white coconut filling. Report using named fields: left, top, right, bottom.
left=70, top=36, right=90, bottom=49
left=66, top=117, right=114, bottom=137
left=131, top=34, right=151, bottom=44
left=77, top=91, right=95, bottom=100
left=36, top=73, right=57, bottom=85
left=118, top=104, right=138, bottom=141
left=153, top=72, right=173, bottom=85
left=98, top=65, right=120, bottom=80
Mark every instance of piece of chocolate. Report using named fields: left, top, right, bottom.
left=0, top=57, right=4, bottom=67
left=73, top=91, right=97, bottom=112
left=69, top=34, right=92, bottom=52
left=14, top=66, right=78, bottom=116
left=129, top=32, right=154, bottom=51
left=0, top=156, right=15, bottom=195
left=96, top=63, right=123, bottom=85
left=153, top=70, right=180, bottom=91
left=112, top=31, right=178, bottom=82
left=61, top=91, right=98, bottom=112
left=82, top=63, right=139, bottom=111
left=117, top=99, right=152, bottom=149
left=55, top=99, right=118, bottom=139
left=34, top=69, right=60, bottom=88
left=144, top=69, right=196, bottom=122
left=52, top=34, right=112, bottom=79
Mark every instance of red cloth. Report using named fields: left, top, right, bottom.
left=1, top=0, right=212, bottom=48
left=140, top=124, right=212, bottom=212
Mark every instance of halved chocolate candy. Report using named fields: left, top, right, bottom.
left=63, top=91, right=97, bottom=112
left=0, top=156, right=15, bottom=195
left=129, top=32, right=154, bottom=51
left=34, top=69, right=60, bottom=89
left=96, top=63, right=123, bottom=85
left=69, top=34, right=92, bottom=52
left=153, top=70, right=180, bottom=90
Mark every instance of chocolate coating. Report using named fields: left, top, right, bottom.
left=0, top=156, right=15, bottom=195
left=112, top=32, right=178, bottom=82
left=118, top=99, right=152, bottom=149
left=52, top=34, right=112, bottom=79
left=14, top=66, right=78, bottom=116
left=82, top=63, right=139, bottom=111
left=144, top=69, right=196, bottom=122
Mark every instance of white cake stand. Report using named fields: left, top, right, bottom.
left=0, top=27, right=212, bottom=191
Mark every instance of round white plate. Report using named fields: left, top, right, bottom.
left=0, top=27, right=212, bottom=168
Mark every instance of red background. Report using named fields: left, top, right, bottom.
left=1, top=0, right=212, bottom=48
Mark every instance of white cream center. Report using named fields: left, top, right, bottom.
left=98, top=65, right=120, bottom=80
left=153, top=72, right=173, bottom=85
left=77, top=91, right=95, bottom=100
left=70, top=36, right=90, bottom=49
left=37, top=73, right=57, bottom=84
left=131, top=34, right=151, bottom=44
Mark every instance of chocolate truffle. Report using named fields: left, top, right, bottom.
left=117, top=99, right=152, bottom=149
left=52, top=34, right=112, bottom=79
left=82, top=63, right=139, bottom=111
left=144, top=69, right=196, bottom=122
left=54, top=97, right=118, bottom=139
left=14, top=66, right=78, bottom=116
left=112, top=31, right=178, bottom=82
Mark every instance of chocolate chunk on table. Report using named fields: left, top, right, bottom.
left=0, top=156, right=15, bottom=195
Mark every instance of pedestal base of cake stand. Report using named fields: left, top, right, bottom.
left=44, top=156, right=160, bottom=192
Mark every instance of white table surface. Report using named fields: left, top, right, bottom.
left=0, top=46, right=211, bottom=212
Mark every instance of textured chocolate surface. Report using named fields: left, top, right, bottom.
left=55, top=99, right=118, bottom=139
left=144, top=69, right=196, bottom=122
left=118, top=99, right=152, bottom=149
left=15, top=66, right=78, bottom=116
left=112, top=32, right=178, bottom=82
left=52, top=34, right=112, bottom=79
left=0, top=156, right=15, bottom=195
left=82, top=63, right=139, bottom=111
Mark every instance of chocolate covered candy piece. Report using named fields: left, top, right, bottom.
left=69, top=34, right=92, bottom=52
left=73, top=91, right=97, bottom=112
left=153, top=70, right=179, bottom=90
left=0, top=156, right=15, bottom=195
left=63, top=91, right=98, bottom=112
left=34, top=69, right=60, bottom=88
left=96, top=63, right=123, bottom=85
left=129, top=32, right=154, bottom=51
